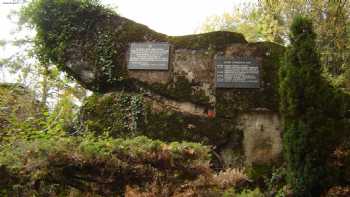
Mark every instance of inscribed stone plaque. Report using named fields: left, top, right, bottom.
left=216, top=56, right=260, bottom=88
left=128, top=43, right=170, bottom=70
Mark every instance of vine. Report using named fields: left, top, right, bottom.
left=21, top=0, right=124, bottom=91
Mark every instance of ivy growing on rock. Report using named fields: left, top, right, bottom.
left=21, top=0, right=129, bottom=91
left=78, top=92, right=243, bottom=153
left=78, top=92, right=145, bottom=137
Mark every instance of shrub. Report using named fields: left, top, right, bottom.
left=0, top=135, right=211, bottom=196
left=126, top=168, right=251, bottom=196
left=279, top=16, right=349, bottom=196
left=222, top=188, right=264, bottom=197
left=212, top=168, right=249, bottom=189
left=326, top=186, right=350, bottom=197
left=78, top=92, right=144, bottom=137
left=0, top=83, right=46, bottom=143
left=21, top=0, right=126, bottom=91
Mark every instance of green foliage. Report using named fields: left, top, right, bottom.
left=144, top=107, right=243, bottom=148
left=199, top=1, right=350, bottom=88
left=199, top=5, right=283, bottom=43
left=79, top=92, right=144, bottom=137
left=246, top=163, right=273, bottom=187
left=0, top=83, right=84, bottom=150
left=1, top=5, right=88, bottom=115
left=236, top=188, right=264, bottom=197
left=222, top=188, right=264, bottom=197
left=279, top=16, right=349, bottom=196
left=0, top=84, right=45, bottom=141
left=21, top=0, right=125, bottom=91
left=265, top=166, right=287, bottom=196
left=0, top=134, right=211, bottom=196
left=78, top=92, right=244, bottom=163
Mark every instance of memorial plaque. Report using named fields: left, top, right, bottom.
left=128, top=43, right=170, bottom=70
left=216, top=56, right=260, bottom=88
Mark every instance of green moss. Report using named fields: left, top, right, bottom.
left=142, top=103, right=244, bottom=167
left=79, top=93, right=243, bottom=160
left=144, top=76, right=210, bottom=106
left=78, top=92, right=144, bottom=137
left=104, top=76, right=211, bottom=106
left=144, top=109, right=241, bottom=146
left=168, top=31, right=247, bottom=50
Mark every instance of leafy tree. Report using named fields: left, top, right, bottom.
left=198, top=4, right=282, bottom=42
left=259, top=0, right=350, bottom=86
left=199, top=0, right=350, bottom=88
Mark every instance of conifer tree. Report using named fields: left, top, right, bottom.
left=279, top=16, right=347, bottom=196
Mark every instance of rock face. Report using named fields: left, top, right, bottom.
left=32, top=1, right=285, bottom=166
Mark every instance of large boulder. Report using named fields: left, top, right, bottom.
left=25, top=0, right=285, bottom=166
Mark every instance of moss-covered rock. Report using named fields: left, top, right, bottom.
left=79, top=92, right=243, bottom=154
left=169, top=31, right=247, bottom=50
left=78, top=92, right=144, bottom=137
left=23, top=0, right=286, bottom=167
left=140, top=75, right=211, bottom=107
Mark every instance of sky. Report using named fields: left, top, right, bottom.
left=0, top=0, right=254, bottom=39
left=108, top=0, right=253, bottom=36
left=0, top=0, right=254, bottom=83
